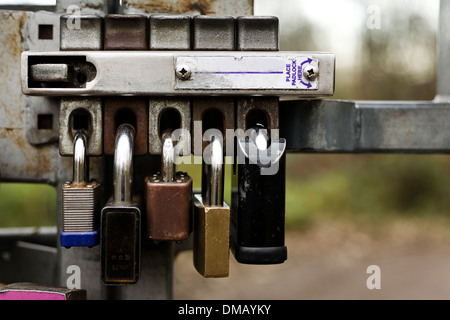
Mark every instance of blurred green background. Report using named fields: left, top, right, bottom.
left=1, top=0, right=449, bottom=235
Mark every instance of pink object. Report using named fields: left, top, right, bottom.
left=0, top=290, right=66, bottom=300
left=0, top=283, right=86, bottom=300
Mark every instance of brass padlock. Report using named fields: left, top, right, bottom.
left=101, top=124, right=141, bottom=285
left=193, top=136, right=230, bottom=278
left=145, top=129, right=193, bottom=241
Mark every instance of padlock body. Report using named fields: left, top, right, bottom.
left=101, top=199, right=141, bottom=285
left=145, top=173, right=192, bottom=241
left=193, top=194, right=230, bottom=278
left=231, top=154, right=287, bottom=264
left=61, top=181, right=102, bottom=247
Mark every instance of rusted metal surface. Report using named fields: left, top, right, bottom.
left=104, top=14, right=148, bottom=50
left=123, top=0, right=253, bottom=16
left=56, top=0, right=113, bottom=15
left=236, top=97, right=279, bottom=132
left=192, top=97, right=235, bottom=156
left=103, top=97, right=148, bottom=155
left=145, top=173, right=192, bottom=241
left=0, top=10, right=62, bottom=183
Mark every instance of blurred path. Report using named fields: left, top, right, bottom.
left=175, top=220, right=450, bottom=300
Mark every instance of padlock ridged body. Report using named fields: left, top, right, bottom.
left=193, top=194, right=230, bottom=278
left=60, top=130, right=102, bottom=248
left=145, top=173, right=192, bottom=241
left=62, top=181, right=101, bottom=232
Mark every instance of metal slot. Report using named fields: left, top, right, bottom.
left=159, top=108, right=181, bottom=138
left=38, top=24, right=53, bottom=40
left=27, top=55, right=96, bottom=89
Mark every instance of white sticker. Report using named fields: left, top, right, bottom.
left=175, top=56, right=318, bottom=90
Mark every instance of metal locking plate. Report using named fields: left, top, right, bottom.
left=22, top=51, right=335, bottom=97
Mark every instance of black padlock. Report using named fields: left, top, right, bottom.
left=101, top=124, right=141, bottom=285
left=231, top=125, right=287, bottom=264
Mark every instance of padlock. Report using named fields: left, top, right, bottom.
left=145, top=129, right=193, bottom=241
left=193, top=136, right=230, bottom=278
left=231, top=124, right=287, bottom=264
left=60, top=130, right=102, bottom=248
left=101, top=124, right=141, bottom=285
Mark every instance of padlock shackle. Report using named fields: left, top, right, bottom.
left=161, top=129, right=176, bottom=182
left=250, top=124, right=269, bottom=151
left=202, top=136, right=224, bottom=206
left=73, top=130, right=88, bottom=184
left=113, top=124, right=135, bottom=203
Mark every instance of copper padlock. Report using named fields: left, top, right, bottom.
left=145, top=130, right=192, bottom=241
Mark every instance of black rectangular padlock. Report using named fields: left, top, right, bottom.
left=101, top=124, right=141, bottom=285
left=231, top=125, right=287, bottom=264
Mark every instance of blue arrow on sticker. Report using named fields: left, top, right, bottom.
left=300, top=58, right=313, bottom=68
left=300, top=80, right=312, bottom=88
left=300, top=58, right=313, bottom=88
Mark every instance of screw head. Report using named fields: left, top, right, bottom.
left=303, top=64, right=319, bottom=80
left=176, top=65, right=191, bottom=80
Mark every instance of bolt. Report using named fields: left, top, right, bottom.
left=303, top=64, right=319, bottom=81
left=176, top=65, right=191, bottom=80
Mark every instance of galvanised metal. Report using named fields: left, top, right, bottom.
left=149, top=14, right=191, bottom=50
left=192, top=15, right=236, bottom=51
left=280, top=100, right=450, bottom=154
left=6, top=0, right=450, bottom=300
left=30, top=64, right=69, bottom=82
left=21, top=51, right=336, bottom=97
left=148, top=97, right=191, bottom=155
left=122, top=0, right=253, bottom=16
left=59, top=97, right=103, bottom=156
left=60, top=15, right=103, bottom=51
left=436, top=0, right=450, bottom=102
left=236, top=16, right=279, bottom=51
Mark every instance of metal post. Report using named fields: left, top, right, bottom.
left=436, top=0, right=450, bottom=101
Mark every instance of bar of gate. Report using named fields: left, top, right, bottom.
left=0, top=0, right=449, bottom=300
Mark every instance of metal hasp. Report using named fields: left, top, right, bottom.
left=61, top=130, right=102, bottom=248
left=101, top=124, right=141, bottom=285
left=21, top=51, right=335, bottom=97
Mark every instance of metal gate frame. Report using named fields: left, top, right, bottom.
left=0, top=0, right=449, bottom=300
